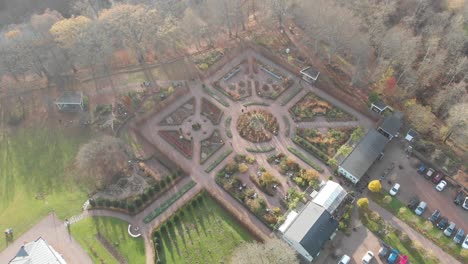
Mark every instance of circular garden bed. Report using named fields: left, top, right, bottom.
left=236, top=110, right=279, bottom=143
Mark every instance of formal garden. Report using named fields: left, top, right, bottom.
left=252, top=58, right=294, bottom=99
left=159, top=98, right=195, bottom=126
left=152, top=192, right=254, bottom=264
left=215, top=155, right=283, bottom=228
left=200, top=130, right=225, bottom=164
left=294, top=127, right=355, bottom=163
left=267, top=152, right=321, bottom=189
left=290, top=92, right=354, bottom=122
left=158, top=130, right=193, bottom=159
left=236, top=110, right=279, bottom=143
left=213, top=61, right=252, bottom=101
left=200, top=97, right=223, bottom=125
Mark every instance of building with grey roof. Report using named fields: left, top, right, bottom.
left=338, top=130, right=389, bottom=184
left=377, top=112, right=403, bottom=140
left=300, top=66, right=320, bottom=83
left=55, top=91, right=84, bottom=112
left=9, top=237, right=66, bottom=264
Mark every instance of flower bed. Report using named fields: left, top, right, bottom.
left=246, top=146, right=275, bottom=153
left=201, top=97, right=223, bottom=125
left=287, top=147, right=324, bottom=173
left=249, top=169, right=281, bottom=197
left=143, top=180, right=197, bottom=224
left=295, top=128, right=354, bottom=158
left=237, top=110, right=279, bottom=143
left=255, top=78, right=294, bottom=100
left=159, top=97, right=195, bottom=125
left=215, top=162, right=279, bottom=228
left=201, top=84, right=229, bottom=107
left=267, top=153, right=321, bottom=189
left=200, top=130, right=225, bottom=164
left=293, top=136, right=329, bottom=163
left=243, top=101, right=270, bottom=107
left=225, top=116, right=232, bottom=138
left=193, top=50, right=223, bottom=71
left=158, top=130, right=193, bottom=159
left=205, top=148, right=233, bottom=173
left=289, top=92, right=354, bottom=122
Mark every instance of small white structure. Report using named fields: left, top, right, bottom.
left=370, top=100, right=390, bottom=114
left=405, top=129, right=418, bottom=142
left=9, top=237, right=66, bottom=264
left=300, top=66, right=320, bottom=83
left=55, top=91, right=84, bottom=112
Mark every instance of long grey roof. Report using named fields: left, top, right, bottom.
left=55, top=91, right=83, bottom=105
left=340, top=130, right=389, bottom=180
left=283, top=202, right=338, bottom=257
left=379, top=112, right=403, bottom=137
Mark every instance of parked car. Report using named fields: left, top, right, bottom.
left=454, top=191, right=464, bottom=205
left=428, top=209, right=441, bottom=223
left=362, top=251, right=374, bottom=264
left=407, top=196, right=420, bottom=210
left=432, top=173, right=444, bottom=184
left=338, top=254, right=351, bottom=264
left=463, top=197, right=468, bottom=210
left=444, top=222, right=456, bottom=237
left=388, top=249, right=400, bottom=264
left=425, top=168, right=435, bottom=179
left=437, top=217, right=449, bottom=230
left=389, top=183, right=400, bottom=196
left=378, top=245, right=390, bottom=258
left=454, top=228, right=465, bottom=244
left=414, top=201, right=427, bottom=215
left=399, top=255, right=409, bottom=264
left=436, top=180, right=447, bottom=191
left=463, top=235, right=468, bottom=249
left=417, top=164, right=426, bottom=174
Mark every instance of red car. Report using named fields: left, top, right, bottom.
left=432, top=173, right=444, bottom=184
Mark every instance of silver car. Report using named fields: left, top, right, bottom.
left=454, top=228, right=465, bottom=244
left=444, top=222, right=456, bottom=237
left=414, top=201, right=427, bottom=216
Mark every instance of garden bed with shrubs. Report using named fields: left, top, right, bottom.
left=193, top=50, right=224, bottom=71
left=295, top=128, right=354, bottom=161
left=289, top=92, right=354, bottom=122
left=200, top=130, right=225, bottom=164
left=201, top=98, right=223, bottom=125
left=287, top=147, right=324, bottom=173
left=246, top=146, right=275, bottom=153
left=201, top=84, right=230, bottom=107
left=158, top=130, right=193, bottom=159
left=267, top=153, right=321, bottom=189
left=237, top=110, right=279, bottom=143
left=159, top=97, right=195, bottom=125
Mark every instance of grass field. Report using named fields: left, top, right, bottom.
left=154, top=193, right=253, bottom=264
left=0, top=127, right=91, bottom=250
left=72, top=217, right=145, bottom=264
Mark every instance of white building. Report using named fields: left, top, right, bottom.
left=9, top=237, right=66, bottom=264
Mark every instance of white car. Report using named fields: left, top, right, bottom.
left=463, top=197, right=468, bottom=210
left=338, top=254, right=351, bottom=264
left=462, top=234, right=468, bottom=249
left=435, top=180, right=447, bottom=191
left=362, top=250, right=374, bottom=264
left=389, top=183, right=400, bottom=196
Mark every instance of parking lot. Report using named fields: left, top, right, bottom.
left=367, top=139, right=468, bottom=232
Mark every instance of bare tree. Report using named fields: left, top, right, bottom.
left=432, top=81, right=467, bottom=118
left=445, top=103, right=468, bottom=143
left=230, top=238, right=299, bottom=264
left=75, top=135, right=129, bottom=189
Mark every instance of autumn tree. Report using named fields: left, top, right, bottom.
left=405, top=102, right=437, bottom=135
left=445, top=103, right=468, bottom=144
left=75, top=136, right=129, bottom=189
left=432, top=81, right=467, bottom=118
left=357, top=197, right=369, bottom=209
left=368, top=180, right=382, bottom=193
left=230, top=238, right=299, bottom=264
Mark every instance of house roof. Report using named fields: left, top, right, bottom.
left=283, top=202, right=338, bottom=258
left=300, top=67, right=320, bottom=79
left=407, top=129, right=418, bottom=137
left=9, top=237, right=66, bottom=264
left=55, top=91, right=83, bottom=105
left=379, top=112, right=403, bottom=137
left=312, top=181, right=347, bottom=214
left=371, top=100, right=387, bottom=110
left=339, top=130, right=389, bottom=181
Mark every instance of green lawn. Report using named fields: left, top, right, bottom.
left=0, top=127, right=91, bottom=250
left=370, top=193, right=468, bottom=263
left=72, top=217, right=145, bottom=264
left=153, top=193, right=253, bottom=264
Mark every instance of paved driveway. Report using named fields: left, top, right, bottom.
left=0, top=213, right=92, bottom=264
left=366, top=140, right=468, bottom=232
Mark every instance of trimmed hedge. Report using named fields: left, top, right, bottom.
left=246, top=146, right=275, bottom=153
left=293, top=136, right=329, bottom=163
left=243, top=102, right=270, bottom=107
left=143, top=181, right=197, bottom=224
left=225, top=116, right=232, bottom=138
left=205, top=148, right=233, bottom=173
left=287, top=147, right=324, bottom=173
left=202, top=84, right=230, bottom=107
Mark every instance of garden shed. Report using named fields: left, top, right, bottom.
left=300, top=66, right=320, bottom=83
left=55, top=91, right=84, bottom=112
left=370, top=100, right=390, bottom=114
left=405, top=129, right=418, bottom=142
